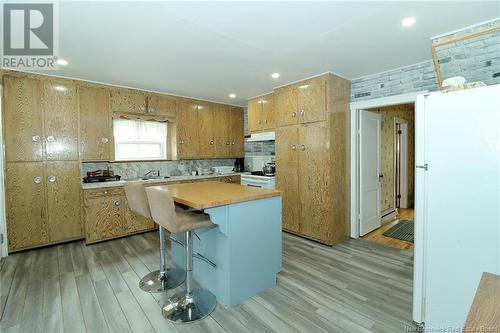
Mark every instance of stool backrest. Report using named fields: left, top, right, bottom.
left=145, top=187, right=178, bottom=232
left=123, top=181, right=152, bottom=219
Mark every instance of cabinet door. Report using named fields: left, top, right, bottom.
left=275, top=86, right=298, bottom=127
left=43, top=81, right=79, bottom=161
left=147, top=94, right=177, bottom=115
left=5, top=162, right=47, bottom=251
left=248, top=98, right=262, bottom=132
left=230, top=107, right=244, bottom=158
left=275, top=126, right=300, bottom=233
left=110, top=89, right=146, bottom=113
left=84, top=193, right=125, bottom=243
left=298, top=122, right=332, bottom=243
left=79, top=86, right=110, bottom=161
left=214, top=105, right=231, bottom=158
left=298, top=77, right=327, bottom=124
left=3, top=76, right=44, bottom=162
left=197, top=103, right=215, bottom=158
left=124, top=196, right=155, bottom=233
left=46, top=161, right=82, bottom=242
left=176, top=100, right=200, bottom=159
left=262, top=94, right=275, bottom=130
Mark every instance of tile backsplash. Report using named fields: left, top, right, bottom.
left=244, top=141, right=275, bottom=156
left=82, top=159, right=236, bottom=179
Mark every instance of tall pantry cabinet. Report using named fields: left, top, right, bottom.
left=3, top=75, right=82, bottom=251
left=275, top=74, right=350, bottom=245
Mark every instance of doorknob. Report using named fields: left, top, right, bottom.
left=416, top=164, right=428, bottom=171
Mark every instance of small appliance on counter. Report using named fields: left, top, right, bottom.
left=83, top=168, right=121, bottom=183
left=212, top=166, right=235, bottom=175
left=233, top=158, right=244, bottom=173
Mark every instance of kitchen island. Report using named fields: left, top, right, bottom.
left=148, top=181, right=282, bottom=307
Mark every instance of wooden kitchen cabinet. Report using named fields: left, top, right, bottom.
left=46, top=161, right=82, bottom=242
left=110, top=89, right=147, bottom=113
left=229, top=107, right=244, bottom=157
left=275, top=125, right=300, bottom=233
left=214, top=105, right=231, bottom=158
left=275, top=85, right=298, bottom=127
left=218, top=175, right=241, bottom=184
left=297, top=77, right=327, bottom=123
left=124, top=195, right=155, bottom=233
left=3, top=76, right=44, bottom=162
left=197, top=102, right=216, bottom=158
left=147, top=94, right=177, bottom=115
left=176, top=99, right=200, bottom=159
left=5, top=162, right=48, bottom=251
left=84, top=188, right=126, bottom=244
left=43, top=80, right=79, bottom=161
left=79, top=86, right=111, bottom=161
left=247, top=93, right=275, bottom=132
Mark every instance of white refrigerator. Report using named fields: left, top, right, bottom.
left=413, top=84, right=500, bottom=329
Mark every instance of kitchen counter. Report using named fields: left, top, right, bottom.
left=81, top=173, right=243, bottom=189
left=150, top=181, right=280, bottom=209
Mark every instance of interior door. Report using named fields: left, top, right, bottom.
left=176, top=100, right=199, bottom=159
left=214, top=105, right=231, bottom=158
left=5, top=162, right=47, bottom=251
left=359, top=110, right=382, bottom=236
left=79, top=86, right=110, bottom=161
left=298, top=122, right=332, bottom=242
left=46, top=161, right=82, bottom=242
left=43, top=81, right=79, bottom=161
left=197, top=103, right=215, bottom=158
left=275, top=125, right=300, bottom=233
left=229, top=107, right=244, bottom=158
left=297, top=77, right=327, bottom=124
left=3, top=76, right=44, bottom=162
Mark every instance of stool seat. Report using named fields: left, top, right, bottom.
left=175, top=208, right=213, bottom=233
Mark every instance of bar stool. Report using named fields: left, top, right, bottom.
left=123, top=182, right=185, bottom=292
left=145, top=187, right=217, bottom=323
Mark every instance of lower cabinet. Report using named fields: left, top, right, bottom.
left=6, top=161, right=82, bottom=252
left=218, top=175, right=241, bottom=184
left=83, top=187, right=156, bottom=244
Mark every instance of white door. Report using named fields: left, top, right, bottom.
left=359, top=110, right=382, bottom=236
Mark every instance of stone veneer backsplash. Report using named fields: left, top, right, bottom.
left=81, top=159, right=236, bottom=179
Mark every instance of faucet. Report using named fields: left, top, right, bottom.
left=144, top=169, right=160, bottom=178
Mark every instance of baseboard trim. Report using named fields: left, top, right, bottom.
left=382, top=208, right=398, bottom=223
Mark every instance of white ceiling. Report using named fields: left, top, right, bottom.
left=32, top=1, right=499, bottom=106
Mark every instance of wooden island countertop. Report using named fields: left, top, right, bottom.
left=148, top=181, right=281, bottom=210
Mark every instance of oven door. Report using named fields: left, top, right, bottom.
left=240, top=177, right=272, bottom=189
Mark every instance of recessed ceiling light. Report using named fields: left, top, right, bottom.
left=401, top=16, right=416, bottom=28
left=229, top=93, right=236, bottom=98
left=271, top=72, right=280, bottom=79
left=56, top=58, right=68, bottom=66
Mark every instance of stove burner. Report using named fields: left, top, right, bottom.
left=250, top=171, right=275, bottom=177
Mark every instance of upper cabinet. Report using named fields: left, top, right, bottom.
left=3, top=76, right=44, bottom=162
left=43, top=80, right=79, bottom=161
left=214, top=105, right=231, bottom=158
left=79, top=86, right=111, bottom=161
left=147, top=94, right=177, bottom=115
left=109, top=89, right=147, bottom=114
left=248, top=93, right=275, bottom=133
left=275, top=76, right=327, bottom=127
left=197, top=102, right=216, bottom=159
left=229, top=107, right=244, bottom=158
left=175, top=99, right=200, bottom=159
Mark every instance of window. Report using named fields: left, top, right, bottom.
left=113, top=119, right=167, bottom=161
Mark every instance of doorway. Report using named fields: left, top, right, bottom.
left=350, top=91, right=426, bottom=243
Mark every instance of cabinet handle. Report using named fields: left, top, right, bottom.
left=300, top=145, right=306, bottom=151
left=264, top=120, right=268, bottom=124
left=258, top=120, right=261, bottom=124
left=291, top=145, right=297, bottom=150
left=32, top=135, right=40, bottom=142
left=178, top=139, right=184, bottom=144
left=100, top=137, right=109, bottom=144
left=148, top=107, right=155, bottom=113
left=210, top=140, right=214, bottom=145
left=138, top=105, right=146, bottom=112
left=226, top=141, right=230, bottom=145
left=231, top=141, right=235, bottom=145
left=48, top=175, right=56, bottom=183
left=114, top=199, right=121, bottom=206
left=300, top=110, right=304, bottom=116
left=33, top=176, right=42, bottom=184
left=291, top=112, right=297, bottom=118
left=46, top=135, right=55, bottom=143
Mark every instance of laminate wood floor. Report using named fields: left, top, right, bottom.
left=363, top=209, right=415, bottom=250
left=0, top=232, right=416, bottom=333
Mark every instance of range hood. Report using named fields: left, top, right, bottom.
left=246, top=131, right=275, bottom=142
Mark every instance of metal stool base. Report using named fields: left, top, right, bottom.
left=162, top=289, right=217, bottom=323
left=138, top=268, right=185, bottom=293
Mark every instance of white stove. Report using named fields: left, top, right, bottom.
left=240, top=156, right=276, bottom=189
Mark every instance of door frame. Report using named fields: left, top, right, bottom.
left=394, top=118, right=409, bottom=209
left=0, top=84, right=7, bottom=257
left=349, top=91, right=427, bottom=238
